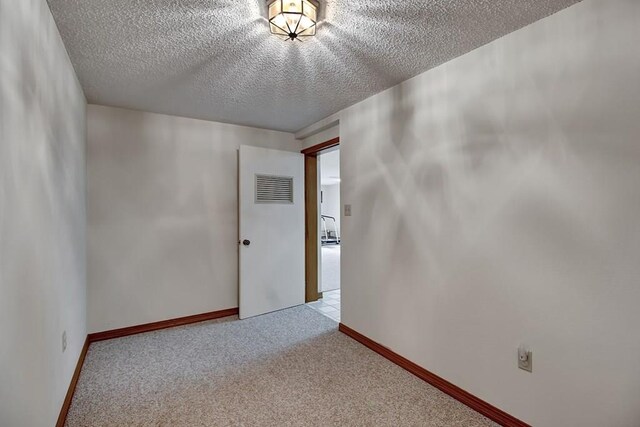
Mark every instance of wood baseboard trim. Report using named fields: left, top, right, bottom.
left=56, top=308, right=238, bottom=426
left=56, top=336, right=89, bottom=427
left=88, top=307, right=239, bottom=343
left=338, top=323, right=530, bottom=427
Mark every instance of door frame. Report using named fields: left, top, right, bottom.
left=301, top=137, right=340, bottom=303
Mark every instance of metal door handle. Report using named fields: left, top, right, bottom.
left=242, top=239, right=251, bottom=246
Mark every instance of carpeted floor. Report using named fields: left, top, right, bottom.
left=66, top=306, right=497, bottom=427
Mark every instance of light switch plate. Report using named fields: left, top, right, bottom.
left=344, top=204, right=352, bottom=217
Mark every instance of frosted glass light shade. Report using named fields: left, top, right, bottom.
left=268, top=0, right=318, bottom=41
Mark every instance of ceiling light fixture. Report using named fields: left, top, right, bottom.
left=267, top=0, right=318, bottom=41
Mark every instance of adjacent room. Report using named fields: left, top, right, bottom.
left=2, top=1, right=640, bottom=426
left=308, top=147, right=341, bottom=322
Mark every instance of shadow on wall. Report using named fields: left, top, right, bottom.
left=1, top=0, right=87, bottom=426
left=344, top=54, right=603, bottom=289
left=339, top=3, right=640, bottom=424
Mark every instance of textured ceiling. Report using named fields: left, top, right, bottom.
left=48, top=0, right=581, bottom=132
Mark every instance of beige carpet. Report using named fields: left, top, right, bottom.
left=66, top=306, right=497, bottom=426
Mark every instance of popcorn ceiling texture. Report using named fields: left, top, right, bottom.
left=47, top=0, right=580, bottom=132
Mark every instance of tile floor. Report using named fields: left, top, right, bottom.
left=307, top=289, right=340, bottom=322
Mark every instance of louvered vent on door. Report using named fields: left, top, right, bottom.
left=255, top=174, right=294, bottom=204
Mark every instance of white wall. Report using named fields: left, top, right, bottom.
left=301, top=125, right=339, bottom=150
left=87, top=105, right=300, bottom=333
left=336, top=1, right=640, bottom=426
left=321, top=184, right=341, bottom=236
left=320, top=149, right=341, bottom=235
left=0, top=0, right=87, bottom=426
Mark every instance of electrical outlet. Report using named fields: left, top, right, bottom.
left=62, top=331, right=67, bottom=353
left=518, top=345, right=532, bottom=372
left=344, top=204, right=352, bottom=217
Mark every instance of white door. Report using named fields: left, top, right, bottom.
left=239, top=145, right=305, bottom=319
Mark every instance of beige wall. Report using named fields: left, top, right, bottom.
left=0, top=0, right=87, bottom=426
left=87, top=105, right=300, bottom=333
left=333, top=1, right=640, bottom=425
left=321, top=184, right=341, bottom=235
left=300, top=125, right=339, bottom=150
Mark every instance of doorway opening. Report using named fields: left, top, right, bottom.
left=316, top=148, right=341, bottom=320
left=301, top=137, right=341, bottom=323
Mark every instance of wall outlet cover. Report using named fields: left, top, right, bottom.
left=518, top=346, right=532, bottom=372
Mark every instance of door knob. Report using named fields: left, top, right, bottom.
left=242, top=239, right=251, bottom=246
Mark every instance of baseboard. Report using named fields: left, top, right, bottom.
left=56, top=307, right=238, bottom=426
left=88, top=307, right=239, bottom=342
left=56, top=336, right=89, bottom=427
left=338, top=323, right=530, bottom=427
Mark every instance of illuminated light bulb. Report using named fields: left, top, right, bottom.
left=267, top=0, right=318, bottom=41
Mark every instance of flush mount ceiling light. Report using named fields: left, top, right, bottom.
left=268, top=0, right=318, bottom=41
